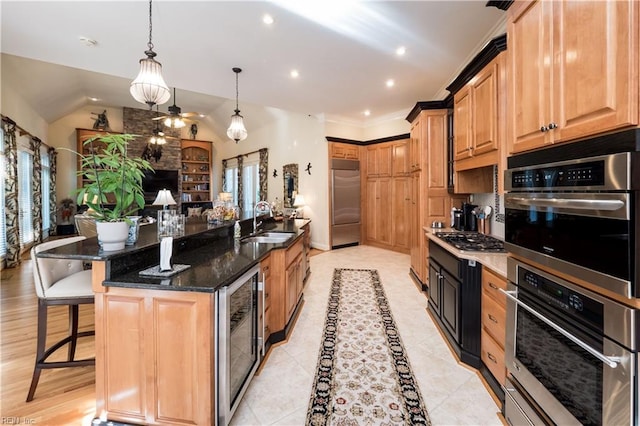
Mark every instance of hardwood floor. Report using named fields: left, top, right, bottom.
left=1, top=253, right=97, bottom=425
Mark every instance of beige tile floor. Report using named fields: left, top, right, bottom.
left=230, top=245, right=502, bottom=426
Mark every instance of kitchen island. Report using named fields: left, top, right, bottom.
left=37, top=217, right=311, bottom=426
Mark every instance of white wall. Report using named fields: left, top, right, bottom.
left=215, top=106, right=330, bottom=250
left=1, top=82, right=49, bottom=142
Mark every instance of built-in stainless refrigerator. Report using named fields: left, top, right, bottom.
left=331, top=159, right=360, bottom=248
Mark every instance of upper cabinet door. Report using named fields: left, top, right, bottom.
left=553, top=0, right=638, bottom=142
left=509, top=0, right=638, bottom=155
left=472, top=59, right=500, bottom=156
left=453, top=86, right=473, bottom=161
left=508, top=0, right=554, bottom=154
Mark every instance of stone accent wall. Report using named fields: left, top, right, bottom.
left=123, top=106, right=183, bottom=204
left=123, top=107, right=182, bottom=171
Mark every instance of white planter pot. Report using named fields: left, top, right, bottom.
left=96, top=221, right=129, bottom=251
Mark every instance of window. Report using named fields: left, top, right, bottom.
left=224, top=159, right=239, bottom=206
left=223, top=153, right=260, bottom=213
left=41, top=146, right=50, bottom=233
left=18, top=149, right=34, bottom=246
left=242, top=159, right=259, bottom=214
left=0, top=129, right=6, bottom=256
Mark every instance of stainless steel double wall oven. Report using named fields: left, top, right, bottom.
left=503, top=130, right=640, bottom=426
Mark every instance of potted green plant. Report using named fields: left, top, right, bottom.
left=75, top=133, right=154, bottom=251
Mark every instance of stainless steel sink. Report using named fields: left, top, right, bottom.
left=241, top=232, right=295, bottom=244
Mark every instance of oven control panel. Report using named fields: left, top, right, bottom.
left=510, top=160, right=605, bottom=189
left=519, top=268, right=604, bottom=332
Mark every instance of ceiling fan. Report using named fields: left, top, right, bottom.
left=152, top=88, right=202, bottom=129
left=142, top=106, right=180, bottom=162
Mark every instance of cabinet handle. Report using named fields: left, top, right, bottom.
left=487, top=352, right=498, bottom=364
left=540, top=125, right=549, bottom=132
left=489, top=282, right=499, bottom=290
left=548, top=122, right=558, bottom=129
left=488, top=314, right=498, bottom=323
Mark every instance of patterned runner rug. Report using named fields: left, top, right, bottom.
left=306, top=268, right=430, bottom=425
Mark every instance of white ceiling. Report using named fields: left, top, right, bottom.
left=1, top=1, right=506, bottom=126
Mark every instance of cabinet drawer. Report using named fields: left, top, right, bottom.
left=481, top=329, right=506, bottom=386
left=482, top=292, right=506, bottom=347
left=482, top=267, right=507, bottom=307
left=285, top=238, right=303, bottom=267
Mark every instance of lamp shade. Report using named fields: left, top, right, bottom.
left=152, top=189, right=177, bottom=208
left=130, top=55, right=171, bottom=108
left=293, top=194, right=306, bottom=207
left=227, top=112, right=247, bottom=143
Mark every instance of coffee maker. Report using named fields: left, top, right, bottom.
left=461, top=202, right=478, bottom=231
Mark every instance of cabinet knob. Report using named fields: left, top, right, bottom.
left=487, top=352, right=498, bottom=364
left=540, top=125, right=549, bottom=132
left=548, top=122, right=558, bottom=129
left=488, top=314, right=498, bottom=323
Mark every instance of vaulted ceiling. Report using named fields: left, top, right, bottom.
left=1, top=1, right=505, bottom=126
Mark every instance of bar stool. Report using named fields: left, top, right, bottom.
left=26, top=236, right=95, bottom=402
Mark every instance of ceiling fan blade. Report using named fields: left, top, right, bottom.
left=151, top=116, right=168, bottom=121
left=180, top=112, right=201, bottom=118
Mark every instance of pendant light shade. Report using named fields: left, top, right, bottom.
left=227, top=67, right=248, bottom=143
left=130, top=0, right=170, bottom=108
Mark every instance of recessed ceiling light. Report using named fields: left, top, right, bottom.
left=290, top=69, right=299, bottom=78
left=363, top=110, right=371, bottom=116
left=88, top=97, right=100, bottom=102
left=78, top=36, right=97, bottom=47
left=386, top=79, right=395, bottom=88
left=263, top=14, right=274, bottom=25
left=396, top=46, right=406, bottom=56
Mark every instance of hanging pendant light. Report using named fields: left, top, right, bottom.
left=227, top=67, right=248, bottom=143
left=130, top=0, right=171, bottom=109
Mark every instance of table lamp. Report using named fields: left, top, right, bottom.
left=152, top=189, right=177, bottom=210
left=293, top=194, right=306, bottom=218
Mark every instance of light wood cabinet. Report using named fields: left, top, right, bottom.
left=409, top=119, right=422, bottom=172
left=453, top=86, right=473, bottom=161
left=269, top=236, right=304, bottom=328
left=261, top=256, right=272, bottom=343
left=508, top=0, right=639, bottom=155
left=366, top=177, right=392, bottom=246
left=364, top=139, right=411, bottom=253
left=481, top=267, right=507, bottom=386
left=284, top=241, right=304, bottom=323
left=366, top=144, right=392, bottom=177
left=180, top=140, right=212, bottom=203
left=408, top=109, right=457, bottom=284
left=453, top=53, right=504, bottom=170
left=95, top=283, right=214, bottom=425
left=300, top=222, right=311, bottom=281
left=392, top=140, right=410, bottom=176
left=330, top=142, right=359, bottom=159
left=392, top=177, right=411, bottom=250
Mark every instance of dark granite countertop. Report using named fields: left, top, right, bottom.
left=38, top=217, right=311, bottom=293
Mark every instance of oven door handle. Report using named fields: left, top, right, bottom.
left=500, top=289, right=621, bottom=368
left=507, top=197, right=625, bottom=211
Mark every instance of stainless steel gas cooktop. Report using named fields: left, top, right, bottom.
left=435, top=232, right=505, bottom=252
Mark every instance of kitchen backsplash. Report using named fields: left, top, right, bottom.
left=470, top=191, right=505, bottom=240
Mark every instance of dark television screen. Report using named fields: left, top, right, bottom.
left=142, top=170, right=179, bottom=202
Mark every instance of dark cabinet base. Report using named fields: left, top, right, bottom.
left=428, top=240, right=482, bottom=369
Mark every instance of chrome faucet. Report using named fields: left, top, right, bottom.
left=253, top=201, right=272, bottom=234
